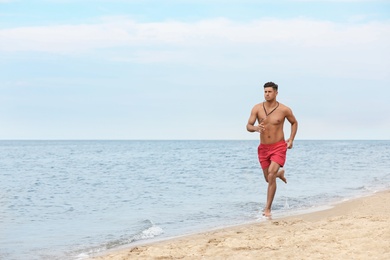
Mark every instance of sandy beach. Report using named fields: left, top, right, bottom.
left=91, top=190, right=390, bottom=259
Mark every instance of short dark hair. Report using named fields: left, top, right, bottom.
left=264, top=82, right=278, bottom=91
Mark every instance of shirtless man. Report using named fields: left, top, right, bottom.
left=246, top=82, right=298, bottom=217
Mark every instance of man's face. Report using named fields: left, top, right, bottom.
left=264, top=87, right=277, bottom=101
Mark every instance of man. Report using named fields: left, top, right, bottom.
left=246, top=82, right=298, bottom=217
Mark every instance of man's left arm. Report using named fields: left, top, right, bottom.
left=286, top=108, right=298, bottom=149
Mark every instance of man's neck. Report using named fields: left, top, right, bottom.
left=265, top=100, right=278, bottom=106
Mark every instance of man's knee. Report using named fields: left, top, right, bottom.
left=267, top=171, right=277, bottom=181
left=268, top=167, right=279, bottom=175
left=268, top=162, right=280, bottom=176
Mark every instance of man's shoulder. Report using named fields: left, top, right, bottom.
left=278, top=102, right=289, bottom=108
left=278, top=102, right=292, bottom=112
left=252, top=102, right=263, bottom=109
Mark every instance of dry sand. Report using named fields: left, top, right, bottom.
left=91, top=190, right=390, bottom=259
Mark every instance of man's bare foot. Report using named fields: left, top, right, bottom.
left=277, top=168, right=287, bottom=184
left=262, top=209, right=272, bottom=218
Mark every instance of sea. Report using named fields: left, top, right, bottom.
left=1, top=140, right=389, bottom=259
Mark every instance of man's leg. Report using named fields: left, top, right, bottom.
left=263, top=166, right=287, bottom=184
left=262, top=161, right=283, bottom=217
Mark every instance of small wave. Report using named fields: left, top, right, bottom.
left=74, top=220, right=164, bottom=259
left=283, top=198, right=290, bottom=209
left=345, top=186, right=366, bottom=191
left=105, top=220, right=164, bottom=249
left=132, top=225, right=164, bottom=242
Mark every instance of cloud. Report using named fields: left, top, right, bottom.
left=2, top=16, right=389, bottom=80
left=1, top=16, right=389, bottom=82
left=1, top=17, right=389, bottom=53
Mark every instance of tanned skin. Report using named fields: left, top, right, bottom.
left=247, top=85, right=298, bottom=217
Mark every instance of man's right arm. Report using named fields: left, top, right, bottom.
left=246, top=105, right=260, bottom=132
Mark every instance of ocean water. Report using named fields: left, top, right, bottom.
left=1, top=140, right=389, bottom=259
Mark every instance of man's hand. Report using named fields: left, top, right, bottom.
left=286, top=139, right=294, bottom=149
left=257, top=122, right=265, bottom=134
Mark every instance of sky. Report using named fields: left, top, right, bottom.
left=1, top=0, right=389, bottom=140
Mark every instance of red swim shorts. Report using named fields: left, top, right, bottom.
left=258, top=140, right=287, bottom=169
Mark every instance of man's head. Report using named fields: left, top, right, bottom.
left=263, top=82, right=278, bottom=91
left=263, top=82, right=278, bottom=101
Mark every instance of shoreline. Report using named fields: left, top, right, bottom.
left=90, top=189, right=390, bottom=259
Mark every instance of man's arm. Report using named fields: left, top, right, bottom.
left=285, top=108, right=298, bottom=149
left=246, top=105, right=261, bottom=133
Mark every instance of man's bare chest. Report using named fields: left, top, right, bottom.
left=257, top=110, right=285, bottom=126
